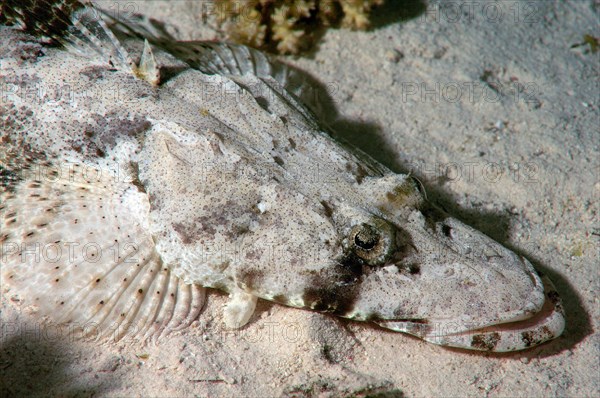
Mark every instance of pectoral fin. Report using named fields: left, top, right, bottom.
left=1, top=159, right=205, bottom=342
left=223, top=289, right=258, bottom=328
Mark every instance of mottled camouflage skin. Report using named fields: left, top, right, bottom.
left=0, top=1, right=564, bottom=350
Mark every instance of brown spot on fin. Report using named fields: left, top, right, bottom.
left=0, top=160, right=205, bottom=342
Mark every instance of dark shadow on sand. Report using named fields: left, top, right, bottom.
left=0, top=328, right=115, bottom=397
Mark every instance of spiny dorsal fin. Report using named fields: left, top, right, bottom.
left=1, top=0, right=135, bottom=73
left=134, top=39, right=160, bottom=86
left=0, top=0, right=84, bottom=41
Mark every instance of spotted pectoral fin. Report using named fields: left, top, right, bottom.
left=223, top=288, right=258, bottom=329
left=0, top=160, right=205, bottom=342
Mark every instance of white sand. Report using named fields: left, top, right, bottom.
left=1, top=1, right=598, bottom=396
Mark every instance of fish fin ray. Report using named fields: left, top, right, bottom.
left=223, top=289, right=258, bottom=329
left=0, top=0, right=135, bottom=71
left=1, top=159, right=205, bottom=342
left=134, top=39, right=160, bottom=85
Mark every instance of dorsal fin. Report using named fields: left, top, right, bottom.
left=100, top=12, right=325, bottom=111
left=1, top=0, right=135, bottom=72
left=134, top=39, right=160, bottom=85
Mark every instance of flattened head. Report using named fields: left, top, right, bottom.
left=223, top=173, right=565, bottom=351
left=143, top=124, right=564, bottom=351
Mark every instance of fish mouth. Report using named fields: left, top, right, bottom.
left=376, top=273, right=565, bottom=352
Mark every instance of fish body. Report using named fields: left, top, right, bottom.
left=0, top=1, right=565, bottom=350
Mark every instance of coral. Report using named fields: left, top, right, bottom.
left=212, top=0, right=385, bottom=54
left=339, top=0, right=384, bottom=29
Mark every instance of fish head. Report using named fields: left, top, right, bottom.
left=142, top=126, right=564, bottom=350
left=108, top=48, right=562, bottom=352
left=229, top=171, right=564, bottom=351
left=131, top=72, right=564, bottom=351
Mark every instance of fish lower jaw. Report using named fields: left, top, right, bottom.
left=376, top=274, right=565, bottom=352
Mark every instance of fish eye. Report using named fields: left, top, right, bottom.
left=349, top=220, right=396, bottom=266
left=354, top=224, right=379, bottom=250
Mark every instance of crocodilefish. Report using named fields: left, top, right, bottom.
left=0, top=0, right=565, bottom=351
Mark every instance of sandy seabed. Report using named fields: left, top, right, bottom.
left=1, top=1, right=598, bottom=397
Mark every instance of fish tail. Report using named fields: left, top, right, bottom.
left=0, top=0, right=135, bottom=72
